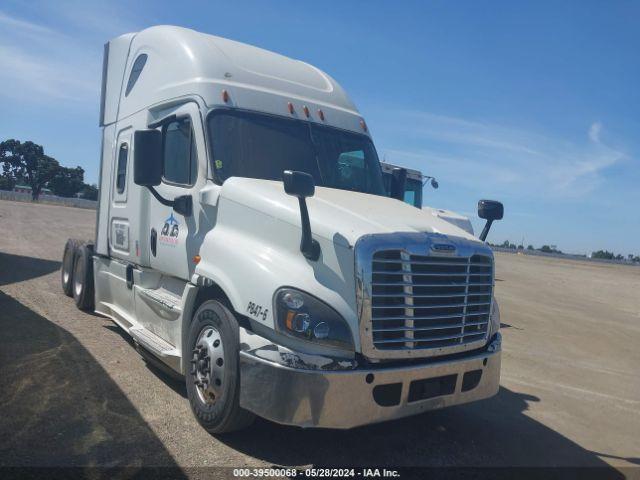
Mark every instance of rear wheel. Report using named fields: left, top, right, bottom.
left=72, top=243, right=95, bottom=311
left=186, top=300, right=255, bottom=433
left=61, top=239, right=81, bottom=297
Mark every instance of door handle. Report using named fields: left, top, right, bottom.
left=151, top=228, right=157, bottom=257
left=126, top=264, right=134, bottom=289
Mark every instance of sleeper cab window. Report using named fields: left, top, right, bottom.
left=116, top=143, right=128, bottom=193
left=125, top=54, right=148, bottom=96
left=163, top=117, right=197, bottom=186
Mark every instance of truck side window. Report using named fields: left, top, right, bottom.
left=125, top=54, right=147, bottom=96
left=163, top=118, right=197, bottom=185
left=116, top=143, right=128, bottom=193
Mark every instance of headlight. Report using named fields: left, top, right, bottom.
left=274, top=288, right=354, bottom=351
left=488, top=298, right=500, bottom=338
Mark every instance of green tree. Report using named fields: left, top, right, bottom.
left=591, top=250, right=615, bottom=260
left=0, top=139, right=60, bottom=200
left=0, top=176, right=13, bottom=191
left=80, top=183, right=99, bottom=201
left=527, top=245, right=534, bottom=250
left=49, top=166, right=85, bottom=198
left=0, top=155, right=17, bottom=190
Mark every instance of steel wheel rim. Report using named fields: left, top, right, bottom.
left=63, top=248, right=71, bottom=284
left=191, top=318, right=225, bottom=405
left=73, top=259, right=83, bottom=297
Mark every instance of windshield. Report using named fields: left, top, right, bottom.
left=207, top=110, right=386, bottom=196
left=404, top=178, right=423, bottom=208
left=381, top=171, right=424, bottom=208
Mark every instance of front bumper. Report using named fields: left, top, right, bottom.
left=239, top=333, right=501, bottom=429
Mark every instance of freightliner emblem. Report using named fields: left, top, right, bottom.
left=431, top=243, right=456, bottom=253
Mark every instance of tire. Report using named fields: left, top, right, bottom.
left=61, top=238, right=81, bottom=297
left=72, top=243, right=95, bottom=311
left=186, top=300, right=255, bottom=433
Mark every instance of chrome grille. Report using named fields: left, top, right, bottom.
left=370, top=251, right=493, bottom=351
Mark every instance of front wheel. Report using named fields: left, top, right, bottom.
left=186, top=300, right=255, bottom=433
left=61, top=238, right=81, bottom=297
left=72, top=243, right=94, bottom=311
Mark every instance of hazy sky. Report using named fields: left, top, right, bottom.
left=0, top=0, right=638, bottom=255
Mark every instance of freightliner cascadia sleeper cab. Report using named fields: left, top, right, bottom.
left=61, top=26, right=504, bottom=433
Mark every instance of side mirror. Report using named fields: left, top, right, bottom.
left=283, top=170, right=315, bottom=198
left=134, top=130, right=162, bottom=187
left=390, top=167, right=407, bottom=200
left=134, top=129, right=193, bottom=217
left=478, top=199, right=504, bottom=241
left=283, top=170, right=320, bottom=261
left=430, top=178, right=439, bottom=189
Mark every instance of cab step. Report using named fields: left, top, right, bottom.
left=130, top=326, right=180, bottom=361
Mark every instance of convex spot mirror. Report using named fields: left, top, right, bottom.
left=133, top=129, right=162, bottom=187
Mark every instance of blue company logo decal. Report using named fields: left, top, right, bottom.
left=431, top=243, right=456, bottom=253
left=160, top=213, right=179, bottom=245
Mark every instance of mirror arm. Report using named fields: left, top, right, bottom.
left=297, top=197, right=320, bottom=261
left=147, top=186, right=174, bottom=207
left=146, top=187, right=193, bottom=217
left=479, top=219, right=494, bottom=242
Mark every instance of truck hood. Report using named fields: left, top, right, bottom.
left=218, top=178, right=478, bottom=247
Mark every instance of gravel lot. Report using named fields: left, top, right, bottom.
left=0, top=200, right=638, bottom=474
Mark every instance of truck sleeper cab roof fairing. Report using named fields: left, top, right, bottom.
left=101, top=25, right=366, bottom=136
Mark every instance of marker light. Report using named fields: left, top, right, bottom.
left=192, top=255, right=201, bottom=264
left=222, top=89, right=229, bottom=103
left=360, top=119, right=368, bottom=132
left=288, top=102, right=295, bottom=114
left=303, top=105, right=310, bottom=117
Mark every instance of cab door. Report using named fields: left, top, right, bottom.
left=147, top=102, right=205, bottom=281
left=110, top=128, right=134, bottom=260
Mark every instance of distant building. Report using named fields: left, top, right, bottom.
left=13, top=185, right=53, bottom=195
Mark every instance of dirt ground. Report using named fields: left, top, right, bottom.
left=0, top=200, right=638, bottom=474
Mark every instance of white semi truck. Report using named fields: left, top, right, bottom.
left=61, top=26, right=504, bottom=433
left=380, top=162, right=476, bottom=235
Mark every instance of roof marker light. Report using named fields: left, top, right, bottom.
left=360, top=119, right=368, bottom=132
left=288, top=102, right=295, bottom=114
left=303, top=105, right=310, bottom=118
left=318, top=109, right=325, bottom=121
left=222, top=89, right=229, bottom=103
